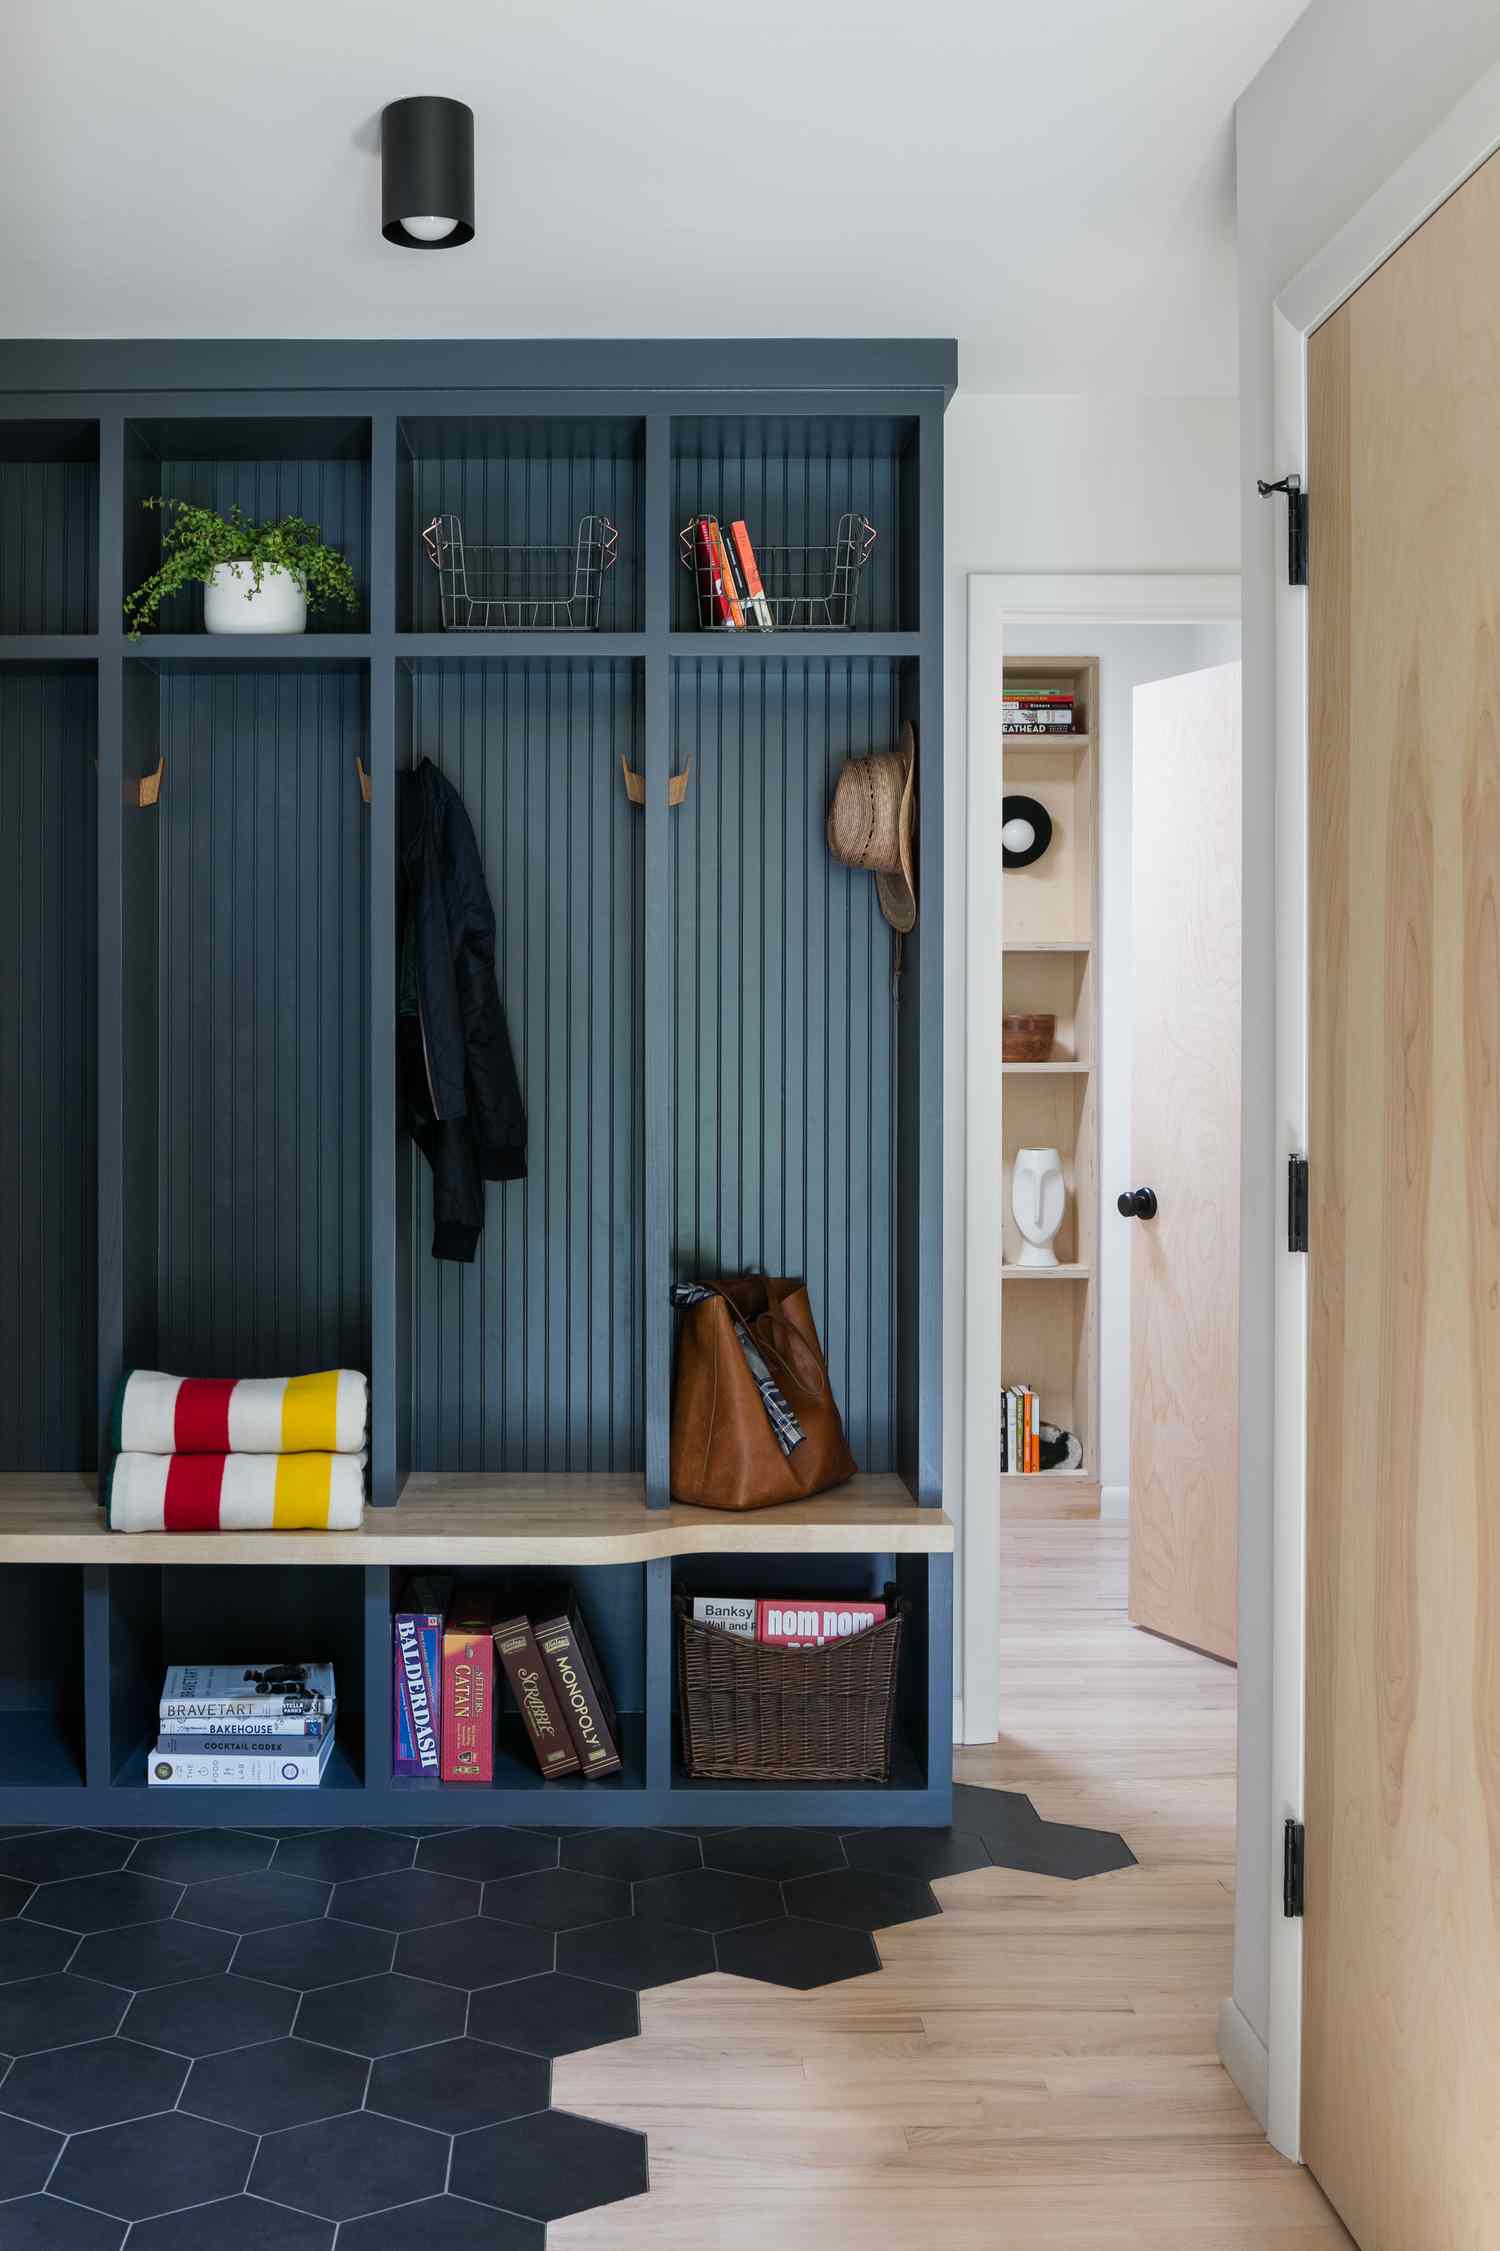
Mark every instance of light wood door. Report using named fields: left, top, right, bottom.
left=1127, top=663, right=1241, bottom=1662
left=1304, top=150, right=1500, bottom=2250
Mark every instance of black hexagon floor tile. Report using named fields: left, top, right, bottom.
left=177, top=1869, right=331, bottom=1934
left=330, top=1866, right=480, bottom=1932
left=841, top=1827, right=994, bottom=1881
left=0, top=2035, right=187, bottom=2132
left=634, top=1865, right=784, bottom=1932
left=0, top=2196, right=126, bottom=2250
left=368, top=2033, right=549, bottom=2134
left=182, top=2036, right=368, bottom=2135
left=452, top=2105, right=648, bottom=2222
left=127, top=2196, right=333, bottom=2251
left=559, top=1915, right=715, bottom=1992
left=393, top=1913, right=552, bottom=1990
left=23, top=1870, right=181, bottom=1934
left=995, top=1818, right=1139, bottom=1880
left=0, top=2110, right=62, bottom=2199
left=269, top=1828, right=415, bottom=1883
left=703, top=1827, right=850, bottom=1879
left=50, top=2110, right=254, bottom=2221
left=128, top=1829, right=274, bottom=1885
left=469, top=1971, right=638, bottom=2058
left=482, top=1865, right=630, bottom=1932
left=294, top=1971, right=466, bottom=2058
left=250, top=2108, right=448, bottom=2222
left=0, top=1876, right=32, bottom=1922
left=69, top=1916, right=235, bottom=1991
left=0, top=1973, right=127, bottom=2054
left=561, top=1827, right=701, bottom=1881
left=783, top=1867, right=941, bottom=1931
left=0, top=1920, right=77, bottom=1984
left=0, top=1831, right=129, bottom=1885
left=229, top=1915, right=394, bottom=1991
left=415, top=1828, right=558, bottom=1881
left=339, top=2196, right=542, bottom=2251
left=122, top=1972, right=297, bottom=2058
left=717, top=1915, right=882, bottom=1989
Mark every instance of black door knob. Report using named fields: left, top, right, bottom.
left=1118, top=1187, right=1158, bottom=1220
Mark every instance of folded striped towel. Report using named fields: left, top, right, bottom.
left=115, top=1370, right=368, bottom=1457
left=109, top=1451, right=366, bottom=1533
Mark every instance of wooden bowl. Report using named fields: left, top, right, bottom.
left=1002, top=1012, right=1055, bottom=1063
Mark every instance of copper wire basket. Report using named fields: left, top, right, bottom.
left=422, top=512, right=618, bottom=629
left=675, top=1585, right=907, bottom=1781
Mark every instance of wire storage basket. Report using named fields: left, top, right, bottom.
left=679, top=512, right=877, bottom=631
left=674, top=1585, right=907, bottom=1782
left=422, top=512, right=619, bottom=630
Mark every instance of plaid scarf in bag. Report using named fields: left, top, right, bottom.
left=670, top=1284, right=806, bottom=1456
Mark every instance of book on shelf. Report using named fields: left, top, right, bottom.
left=728, top=520, right=775, bottom=630
left=691, top=1594, right=757, bottom=1639
left=393, top=1602, right=444, bottom=1780
left=493, top=1610, right=581, bottom=1779
left=441, top=1592, right=496, bottom=1784
left=155, top=1731, right=330, bottom=1758
left=536, top=1594, right=622, bottom=1779
left=711, top=520, right=747, bottom=630
left=694, top=516, right=733, bottom=627
left=149, top=1733, right=337, bottom=1789
left=755, top=1598, right=887, bottom=1649
left=159, top=1663, right=335, bottom=1727
left=1001, top=1383, right=1041, bottom=1473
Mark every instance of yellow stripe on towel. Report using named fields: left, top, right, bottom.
left=273, top=1453, right=334, bottom=1528
left=281, top=1371, right=340, bottom=1453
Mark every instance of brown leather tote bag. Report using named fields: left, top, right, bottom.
left=670, top=1276, right=858, bottom=1511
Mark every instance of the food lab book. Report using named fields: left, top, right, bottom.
left=149, top=1734, right=337, bottom=1788
left=755, top=1598, right=887, bottom=1648
left=155, top=1731, right=330, bottom=1758
left=691, top=1595, right=757, bottom=1639
left=159, top=1663, right=335, bottom=1723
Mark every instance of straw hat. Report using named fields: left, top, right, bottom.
left=826, top=721, right=917, bottom=933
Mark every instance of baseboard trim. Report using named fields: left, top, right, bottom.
left=1100, top=1483, right=1129, bottom=1521
left=1218, top=1993, right=1270, bottom=2128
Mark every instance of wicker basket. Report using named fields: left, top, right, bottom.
left=675, top=1586, right=907, bottom=1783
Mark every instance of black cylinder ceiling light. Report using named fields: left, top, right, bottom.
left=381, top=97, right=475, bottom=248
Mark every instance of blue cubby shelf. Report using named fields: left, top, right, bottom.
left=0, top=339, right=953, bottom=1830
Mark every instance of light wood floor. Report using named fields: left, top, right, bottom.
left=554, top=1520, right=1353, bottom=2249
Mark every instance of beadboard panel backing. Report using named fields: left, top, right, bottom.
left=0, top=670, right=97, bottom=1466
left=138, top=665, right=371, bottom=1376
left=404, top=659, right=645, bottom=1473
left=670, top=657, right=906, bottom=1469
left=398, top=417, right=645, bottom=634
left=0, top=457, right=99, bottom=634
left=670, top=418, right=920, bottom=633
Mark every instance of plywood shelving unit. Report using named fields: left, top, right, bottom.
left=1001, top=657, right=1101, bottom=1503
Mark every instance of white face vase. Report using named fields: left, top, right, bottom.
left=1012, top=1145, right=1065, bottom=1267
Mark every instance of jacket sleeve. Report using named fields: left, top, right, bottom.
left=442, top=785, right=528, bottom=1182
left=412, top=1114, right=484, bottom=1264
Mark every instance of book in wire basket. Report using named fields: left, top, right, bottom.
left=678, top=513, right=877, bottom=631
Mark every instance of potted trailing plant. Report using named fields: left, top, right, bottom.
left=124, top=499, right=360, bottom=638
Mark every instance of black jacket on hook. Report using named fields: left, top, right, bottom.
left=398, top=758, right=527, bottom=1262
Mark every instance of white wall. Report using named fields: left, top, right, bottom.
left=943, top=396, right=1239, bottom=1707
left=1233, top=0, right=1500, bottom=2133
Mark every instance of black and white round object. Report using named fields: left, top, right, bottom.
left=1001, top=794, right=1053, bottom=869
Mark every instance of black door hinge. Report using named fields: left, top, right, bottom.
left=1288, top=1154, right=1309, bottom=1254
left=1257, top=473, right=1308, bottom=587
left=1283, top=1818, right=1306, bottom=1918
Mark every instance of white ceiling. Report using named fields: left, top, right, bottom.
left=3, top=0, right=1307, bottom=393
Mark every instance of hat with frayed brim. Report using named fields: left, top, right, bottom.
left=826, top=722, right=916, bottom=933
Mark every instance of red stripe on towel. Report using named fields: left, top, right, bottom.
left=173, top=1378, right=235, bottom=1454
left=163, top=1455, right=225, bottom=1532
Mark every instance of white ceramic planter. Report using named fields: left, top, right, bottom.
left=203, top=562, right=307, bottom=635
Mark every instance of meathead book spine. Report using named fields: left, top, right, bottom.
left=536, top=1600, right=621, bottom=1779
left=441, top=1594, right=495, bottom=1783
left=493, top=1615, right=581, bottom=1778
left=392, top=1609, right=442, bottom=1778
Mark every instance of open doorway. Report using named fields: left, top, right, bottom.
left=963, top=580, right=1244, bottom=1739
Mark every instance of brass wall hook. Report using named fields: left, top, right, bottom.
left=134, top=755, right=164, bottom=809
left=620, top=753, right=693, bottom=808
left=356, top=756, right=371, bottom=805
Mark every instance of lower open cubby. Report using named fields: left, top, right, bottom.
left=0, top=1514, right=950, bottom=1828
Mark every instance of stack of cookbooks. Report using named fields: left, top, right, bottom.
left=392, top=1582, right=622, bottom=1784
left=1000, top=1383, right=1042, bottom=1472
left=148, top=1662, right=337, bottom=1787
left=1003, top=683, right=1077, bottom=733
left=689, top=516, right=775, bottom=630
